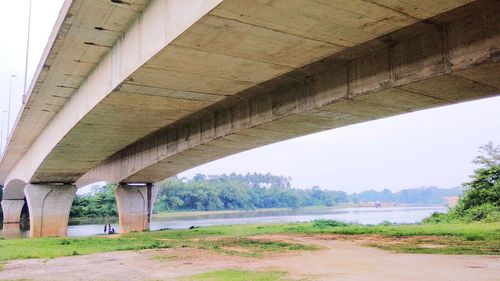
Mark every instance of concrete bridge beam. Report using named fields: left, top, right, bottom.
left=78, top=0, right=500, bottom=185
left=114, top=184, right=157, bottom=233
left=24, top=184, right=76, bottom=238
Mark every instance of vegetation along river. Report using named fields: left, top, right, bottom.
left=1, top=206, right=447, bottom=238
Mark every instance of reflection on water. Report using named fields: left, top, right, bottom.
left=1, top=206, right=447, bottom=238
left=68, top=217, right=118, bottom=226
left=150, top=206, right=447, bottom=230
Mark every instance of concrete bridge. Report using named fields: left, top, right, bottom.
left=0, top=0, right=498, bottom=238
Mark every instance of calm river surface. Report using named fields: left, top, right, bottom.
left=1, top=206, right=447, bottom=238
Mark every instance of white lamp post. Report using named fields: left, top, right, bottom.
left=23, top=0, right=33, bottom=104
left=8, top=74, right=17, bottom=139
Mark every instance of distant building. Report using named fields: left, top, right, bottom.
left=443, top=196, right=459, bottom=208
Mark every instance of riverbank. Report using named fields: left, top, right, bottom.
left=64, top=205, right=375, bottom=223
left=3, top=206, right=448, bottom=238
left=1, top=234, right=498, bottom=281
left=0, top=221, right=498, bottom=263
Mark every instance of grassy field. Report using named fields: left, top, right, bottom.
left=180, top=269, right=289, bottom=281
left=0, top=221, right=498, bottom=262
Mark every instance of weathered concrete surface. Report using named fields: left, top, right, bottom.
left=0, top=0, right=475, bottom=188
left=115, top=184, right=157, bottom=233
left=1, top=179, right=27, bottom=205
left=0, top=0, right=223, bottom=188
left=79, top=0, right=500, bottom=184
left=24, top=184, right=76, bottom=238
left=0, top=223, right=24, bottom=239
left=1, top=199, right=24, bottom=223
left=0, top=0, right=150, bottom=185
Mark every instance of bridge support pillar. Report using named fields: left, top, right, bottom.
left=1, top=223, right=25, bottom=239
left=115, top=184, right=157, bottom=233
left=24, top=184, right=76, bottom=238
left=1, top=199, right=24, bottom=224
left=1, top=199, right=25, bottom=239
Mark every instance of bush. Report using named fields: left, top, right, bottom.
left=422, top=212, right=444, bottom=224
left=379, top=220, right=394, bottom=226
left=60, top=239, right=71, bottom=245
left=423, top=211, right=458, bottom=224
left=462, top=203, right=500, bottom=222
left=424, top=158, right=500, bottom=224
left=485, top=211, right=500, bottom=222
left=460, top=166, right=500, bottom=210
left=424, top=204, right=500, bottom=224
left=312, top=219, right=348, bottom=228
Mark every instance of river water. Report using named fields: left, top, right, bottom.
left=1, top=206, right=447, bottom=238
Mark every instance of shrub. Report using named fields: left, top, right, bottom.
left=312, top=219, right=348, bottom=228
left=462, top=203, right=500, bottom=222
left=60, top=239, right=71, bottom=245
left=379, top=220, right=393, bottom=226
left=423, top=211, right=459, bottom=224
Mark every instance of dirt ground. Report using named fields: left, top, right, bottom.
left=1, top=235, right=499, bottom=281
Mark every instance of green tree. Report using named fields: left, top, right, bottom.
left=425, top=142, right=500, bottom=223
left=460, top=166, right=500, bottom=210
left=70, top=183, right=117, bottom=218
left=473, top=141, right=500, bottom=168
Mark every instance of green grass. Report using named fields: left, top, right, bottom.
left=124, top=221, right=500, bottom=241
left=0, top=221, right=498, bottom=261
left=195, top=237, right=319, bottom=257
left=366, top=240, right=500, bottom=255
left=180, top=269, right=289, bottom=281
left=150, top=254, right=179, bottom=261
left=0, top=236, right=173, bottom=261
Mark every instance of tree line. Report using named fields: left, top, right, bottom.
left=70, top=183, right=117, bottom=218
left=351, top=186, right=463, bottom=205
left=153, top=173, right=348, bottom=212
left=425, top=142, right=500, bottom=223
left=4, top=142, right=498, bottom=222
left=66, top=172, right=465, bottom=218
left=0, top=171, right=468, bottom=220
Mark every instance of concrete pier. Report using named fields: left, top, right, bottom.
left=24, top=184, right=76, bottom=238
left=1, top=199, right=25, bottom=239
left=1, top=199, right=24, bottom=224
left=115, top=184, right=157, bottom=233
left=1, top=223, right=25, bottom=239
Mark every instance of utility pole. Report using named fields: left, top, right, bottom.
left=23, top=0, right=33, bottom=104
left=8, top=74, right=17, bottom=140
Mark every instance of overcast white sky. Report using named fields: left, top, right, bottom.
left=1, top=1, right=499, bottom=193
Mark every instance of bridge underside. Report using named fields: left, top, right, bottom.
left=7, top=0, right=482, bottom=185
left=81, top=0, right=499, bottom=185
left=1, top=0, right=499, bottom=238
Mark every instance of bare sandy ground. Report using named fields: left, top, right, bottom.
left=1, top=235, right=498, bottom=281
